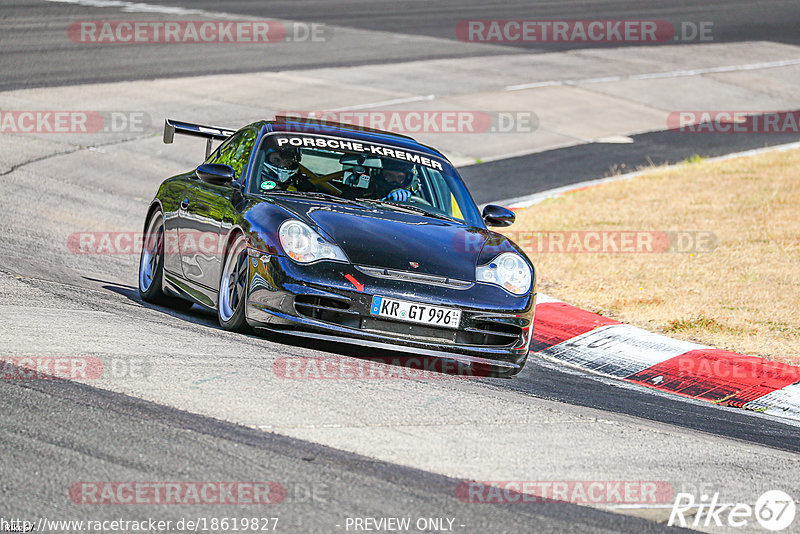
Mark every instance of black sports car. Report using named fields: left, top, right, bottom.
left=139, top=117, right=536, bottom=376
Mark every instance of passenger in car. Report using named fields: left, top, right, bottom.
left=259, top=147, right=317, bottom=192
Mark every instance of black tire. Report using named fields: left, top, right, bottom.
left=217, top=233, right=250, bottom=332
left=138, top=208, right=194, bottom=311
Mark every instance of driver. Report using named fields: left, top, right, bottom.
left=260, top=147, right=315, bottom=192
left=370, top=159, right=418, bottom=201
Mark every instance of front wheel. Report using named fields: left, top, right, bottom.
left=218, top=233, right=250, bottom=332
left=138, top=208, right=193, bottom=311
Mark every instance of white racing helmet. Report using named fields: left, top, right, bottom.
left=263, top=147, right=301, bottom=183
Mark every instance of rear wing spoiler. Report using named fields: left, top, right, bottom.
left=163, top=119, right=236, bottom=158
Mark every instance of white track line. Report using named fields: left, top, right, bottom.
left=506, top=58, right=800, bottom=91
left=329, top=94, right=436, bottom=112
left=45, top=0, right=234, bottom=17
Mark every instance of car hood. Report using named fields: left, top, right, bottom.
left=269, top=197, right=489, bottom=280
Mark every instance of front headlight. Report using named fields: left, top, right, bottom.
left=476, top=252, right=532, bottom=295
left=278, top=220, right=348, bottom=264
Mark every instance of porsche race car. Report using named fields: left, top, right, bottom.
left=138, top=117, right=536, bottom=376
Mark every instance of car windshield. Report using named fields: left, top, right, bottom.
left=248, top=133, right=482, bottom=226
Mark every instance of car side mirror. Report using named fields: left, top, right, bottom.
left=196, top=163, right=234, bottom=185
left=482, top=204, right=515, bottom=227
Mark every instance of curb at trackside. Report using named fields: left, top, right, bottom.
left=531, top=297, right=800, bottom=423
left=511, top=142, right=800, bottom=423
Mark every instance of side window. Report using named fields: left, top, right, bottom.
left=205, top=134, right=238, bottom=165
left=205, top=129, right=257, bottom=180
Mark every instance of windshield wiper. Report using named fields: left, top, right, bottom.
left=265, top=190, right=366, bottom=206
left=355, top=199, right=461, bottom=223
left=264, top=191, right=461, bottom=222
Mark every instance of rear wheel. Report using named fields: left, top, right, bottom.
left=138, top=208, right=193, bottom=311
left=218, top=233, right=250, bottom=332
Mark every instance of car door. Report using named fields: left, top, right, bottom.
left=177, top=128, right=258, bottom=290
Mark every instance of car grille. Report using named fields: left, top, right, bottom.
left=294, top=295, right=360, bottom=328
left=354, top=265, right=473, bottom=289
left=360, top=318, right=520, bottom=347
left=457, top=321, right=522, bottom=347
left=295, top=295, right=522, bottom=348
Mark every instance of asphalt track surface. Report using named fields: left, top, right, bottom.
left=2, top=370, right=665, bottom=533
left=4, top=0, right=800, bottom=90
left=149, top=0, right=800, bottom=49
left=3, top=1, right=800, bottom=532
left=461, top=129, right=800, bottom=205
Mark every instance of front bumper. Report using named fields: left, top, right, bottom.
left=245, top=252, right=536, bottom=370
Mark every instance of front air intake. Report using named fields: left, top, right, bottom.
left=294, top=295, right=360, bottom=328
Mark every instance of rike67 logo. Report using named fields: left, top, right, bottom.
left=669, top=490, right=796, bottom=531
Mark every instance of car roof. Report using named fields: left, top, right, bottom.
left=247, top=117, right=448, bottom=161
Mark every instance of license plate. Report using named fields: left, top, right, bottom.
left=370, top=296, right=461, bottom=329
